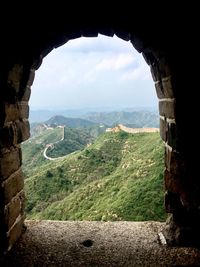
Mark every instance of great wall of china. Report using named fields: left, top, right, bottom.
left=106, top=124, right=159, bottom=134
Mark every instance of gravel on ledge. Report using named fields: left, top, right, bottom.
left=1, top=220, right=200, bottom=266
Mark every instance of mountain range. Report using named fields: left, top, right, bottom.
left=22, top=117, right=165, bottom=222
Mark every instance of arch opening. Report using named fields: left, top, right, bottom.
left=22, top=34, right=165, bottom=222
left=1, top=20, right=198, bottom=254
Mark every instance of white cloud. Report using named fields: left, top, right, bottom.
left=120, top=63, right=151, bottom=81
left=96, top=53, right=135, bottom=71
left=30, top=34, right=156, bottom=110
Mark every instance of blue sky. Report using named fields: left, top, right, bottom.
left=30, top=34, right=157, bottom=111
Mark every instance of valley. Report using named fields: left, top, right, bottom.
left=22, top=111, right=166, bottom=222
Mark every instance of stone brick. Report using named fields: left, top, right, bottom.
left=164, top=169, right=182, bottom=194
left=155, top=76, right=174, bottom=99
left=7, top=65, right=23, bottom=93
left=165, top=146, right=172, bottom=171
left=167, top=122, right=178, bottom=150
left=14, top=120, right=30, bottom=144
left=0, top=147, right=21, bottom=180
left=162, top=76, right=174, bottom=98
left=0, top=120, right=30, bottom=146
left=158, top=57, right=171, bottom=78
left=142, top=50, right=157, bottom=66
left=165, top=148, right=186, bottom=176
left=7, top=215, right=25, bottom=251
left=0, top=102, right=29, bottom=125
left=4, top=191, right=25, bottom=229
left=20, top=103, right=29, bottom=120
left=0, top=126, right=14, bottom=147
left=159, top=117, right=167, bottom=141
left=2, top=169, right=24, bottom=204
left=26, top=69, right=35, bottom=87
left=150, top=64, right=161, bottom=82
left=4, top=103, right=20, bottom=123
left=164, top=190, right=183, bottom=213
left=155, top=81, right=165, bottom=99
left=159, top=100, right=175, bottom=119
left=21, top=86, right=31, bottom=101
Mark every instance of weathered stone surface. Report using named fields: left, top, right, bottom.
left=150, top=64, right=161, bottom=82
left=21, top=86, right=31, bottom=101
left=142, top=50, right=157, bottom=66
left=164, top=169, right=182, bottom=194
left=155, top=76, right=174, bottom=99
left=165, top=148, right=186, bottom=176
left=159, top=100, right=175, bottom=119
left=2, top=169, right=24, bottom=204
left=167, top=122, right=178, bottom=150
left=162, top=76, right=174, bottom=98
left=0, top=102, right=29, bottom=125
left=0, top=120, right=30, bottom=147
left=14, top=120, right=30, bottom=144
left=159, top=117, right=167, bottom=141
left=164, top=191, right=183, bottom=213
left=155, top=81, right=165, bottom=98
left=0, top=126, right=12, bottom=147
left=164, top=213, right=200, bottom=247
left=7, top=215, right=25, bottom=251
left=26, top=69, right=35, bottom=87
left=151, top=59, right=171, bottom=82
left=7, top=65, right=23, bottom=93
left=4, top=191, right=24, bottom=229
left=158, top=58, right=171, bottom=78
left=0, top=147, right=21, bottom=180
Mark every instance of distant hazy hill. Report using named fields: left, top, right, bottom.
left=84, top=111, right=159, bottom=127
left=24, top=131, right=166, bottom=222
left=29, top=107, right=158, bottom=123
left=45, top=115, right=98, bottom=128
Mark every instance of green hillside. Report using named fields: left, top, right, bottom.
left=21, top=127, right=63, bottom=177
left=47, top=125, right=106, bottom=158
left=22, top=124, right=106, bottom=176
left=24, top=131, right=166, bottom=222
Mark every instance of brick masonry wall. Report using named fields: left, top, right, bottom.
left=0, top=64, right=34, bottom=253
left=142, top=51, right=200, bottom=246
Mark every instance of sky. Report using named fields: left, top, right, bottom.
left=30, top=34, right=157, bottom=111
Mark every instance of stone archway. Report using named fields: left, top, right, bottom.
left=0, top=12, right=199, bottom=253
